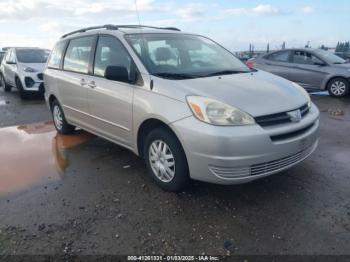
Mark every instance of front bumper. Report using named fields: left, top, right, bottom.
left=20, top=73, right=44, bottom=93
left=170, top=103, right=320, bottom=185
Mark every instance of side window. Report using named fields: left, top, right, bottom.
left=63, top=36, right=94, bottom=74
left=292, top=51, right=323, bottom=65
left=266, top=51, right=290, bottom=62
left=4, top=51, right=11, bottom=62
left=48, top=41, right=67, bottom=69
left=94, top=36, right=131, bottom=77
left=7, top=50, right=15, bottom=63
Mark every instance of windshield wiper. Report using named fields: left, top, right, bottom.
left=333, top=62, right=345, bottom=64
left=152, top=73, right=197, bottom=80
left=203, top=70, right=250, bottom=77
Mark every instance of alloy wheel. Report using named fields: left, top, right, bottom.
left=330, top=81, right=346, bottom=96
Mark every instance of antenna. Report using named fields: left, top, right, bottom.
left=134, top=0, right=142, bottom=27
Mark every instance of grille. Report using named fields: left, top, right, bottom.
left=270, top=123, right=315, bottom=142
left=37, top=73, right=43, bottom=80
left=255, top=104, right=309, bottom=127
left=209, top=142, right=316, bottom=179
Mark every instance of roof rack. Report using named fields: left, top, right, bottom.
left=61, top=24, right=181, bottom=38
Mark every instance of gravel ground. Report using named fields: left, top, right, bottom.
left=0, top=88, right=349, bottom=256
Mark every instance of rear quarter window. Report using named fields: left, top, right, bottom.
left=48, top=41, right=67, bottom=69
left=63, top=37, right=94, bottom=74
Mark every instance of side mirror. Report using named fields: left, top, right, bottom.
left=105, top=66, right=129, bottom=83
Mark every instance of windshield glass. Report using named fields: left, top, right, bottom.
left=125, top=33, right=250, bottom=79
left=314, top=49, right=346, bottom=64
left=16, top=49, right=50, bottom=63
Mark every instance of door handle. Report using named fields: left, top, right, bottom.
left=88, top=81, right=96, bottom=88
left=80, top=78, right=87, bottom=86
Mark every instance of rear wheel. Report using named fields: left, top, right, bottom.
left=144, top=128, right=190, bottom=192
left=327, top=78, right=349, bottom=97
left=0, top=74, right=11, bottom=92
left=51, top=100, right=75, bottom=134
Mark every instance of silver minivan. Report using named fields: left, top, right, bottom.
left=44, top=25, right=320, bottom=191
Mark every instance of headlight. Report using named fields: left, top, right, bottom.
left=23, top=67, right=37, bottom=73
left=186, top=96, right=255, bottom=126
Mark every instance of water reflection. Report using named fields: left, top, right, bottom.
left=0, top=122, right=93, bottom=195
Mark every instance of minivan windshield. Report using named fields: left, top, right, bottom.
left=16, top=49, right=50, bottom=63
left=314, top=49, right=346, bottom=64
left=125, top=33, right=251, bottom=79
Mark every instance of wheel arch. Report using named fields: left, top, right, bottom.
left=48, top=94, right=58, bottom=110
left=325, top=75, right=349, bottom=90
left=136, top=118, right=185, bottom=159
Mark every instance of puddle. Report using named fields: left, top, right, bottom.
left=0, top=122, right=94, bottom=196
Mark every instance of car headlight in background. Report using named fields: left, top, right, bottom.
left=23, top=67, right=37, bottom=73
left=186, top=96, right=255, bottom=126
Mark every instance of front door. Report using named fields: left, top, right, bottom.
left=288, top=50, right=328, bottom=89
left=87, top=35, right=134, bottom=147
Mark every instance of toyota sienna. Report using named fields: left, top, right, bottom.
left=44, top=25, right=320, bottom=191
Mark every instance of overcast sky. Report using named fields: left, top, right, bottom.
left=0, top=0, right=349, bottom=51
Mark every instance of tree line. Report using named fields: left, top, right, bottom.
left=335, top=42, right=350, bottom=52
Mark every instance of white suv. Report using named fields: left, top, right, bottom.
left=0, top=47, right=50, bottom=98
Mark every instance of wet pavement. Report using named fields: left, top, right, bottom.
left=0, top=88, right=349, bottom=255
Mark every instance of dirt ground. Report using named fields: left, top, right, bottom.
left=0, top=88, right=349, bottom=256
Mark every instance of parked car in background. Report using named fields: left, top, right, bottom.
left=0, top=47, right=50, bottom=98
left=247, top=48, right=350, bottom=97
left=0, top=51, right=5, bottom=86
left=0, top=51, right=5, bottom=64
left=45, top=25, right=319, bottom=191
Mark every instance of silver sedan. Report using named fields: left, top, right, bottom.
left=248, top=48, right=350, bottom=97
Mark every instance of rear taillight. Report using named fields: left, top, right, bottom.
left=245, top=60, right=255, bottom=69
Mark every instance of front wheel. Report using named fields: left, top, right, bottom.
left=51, top=100, right=75, bottom=134
left=327, top=78, right=349, bottom=97
left=16, top=78, right=29, bottom=99
left=0, top=74, right=11, bottom=92
left=144, top=128, right=190, bottom=192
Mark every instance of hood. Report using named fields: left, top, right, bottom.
left=18, top=63, right=46, bottom=73
left=153, top=70, right=309, bottom=117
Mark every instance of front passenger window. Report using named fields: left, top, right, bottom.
left=94, top=36, right=131, bottom=77
left=292, top=51, right=323, bottom=65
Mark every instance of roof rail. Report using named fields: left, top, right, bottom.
left=61, top=24, right=181, bottom=38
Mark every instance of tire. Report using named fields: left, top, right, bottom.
left=144, top=128, right=190, bottom=192
left=16, top=78, right=29, bottom=99
left=0, top=74, right=11, bottom=92
left=327, top=77, right=349, bottom=97
left=51, top=100, right=75, bottom=134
